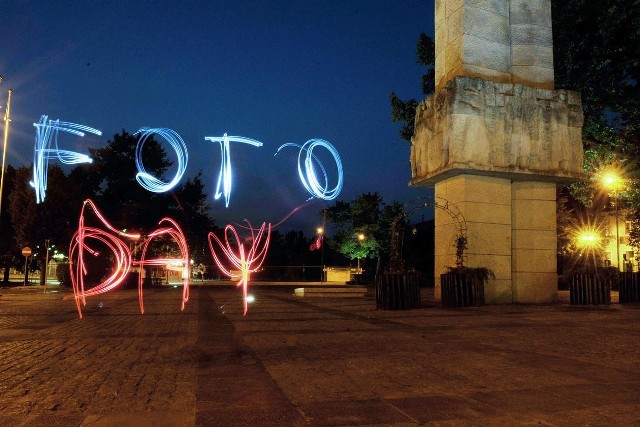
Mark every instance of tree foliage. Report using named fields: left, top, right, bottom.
left=0, top=166, right=19, bottom=281
left=552, top=0, right=640, bottom=147
left=325, top=193, right=406, bottom=278
left=389, top=32, right=435, bottom=141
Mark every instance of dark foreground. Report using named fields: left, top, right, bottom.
left=0, top=285, right=638, bottom=426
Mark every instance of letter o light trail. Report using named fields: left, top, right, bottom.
left=276, top=138, right=343, bottom=201
left=134, top=127, right=188, bottom=193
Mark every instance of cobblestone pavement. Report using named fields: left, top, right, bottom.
left=0, top=285, right=638, bottom=426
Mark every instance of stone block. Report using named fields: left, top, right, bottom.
left=511, top=66, right=554, bottom=89
left=466, top=0, right=509, bottom=16
left=512, top=272, right=557, bottom=303
left=485, top=278, right=513, bottom=303
left=465, top=6, right=510, bottom=45
left=510, top=24, right=553, bottom=46
left=512, top=199, right=556, bottom=230
left=511, top=45, right=553, bottom=68
left=445, top=37, right=465, bottom=79
left=462, top=201, right=512, bottom=224
left=445, top=0, right=465, bottom=17
left=512, top=229, right=556, bottom=250
left=410, top=77, right=583, bottom=186
left=512, top=181, right=555, bottom=201
left=468, top=222, right=512, bottom=256
left=447, top=6, right=465, bottom=42
left=463, top=35, right=511, bottom=73
left=435, top=20, right=446, bottom=50
left=510, top=0, right=552, bottom=27
left=459, top=64, right=513, bottom=84
left=512, top=248, right=556, bottom=272
left=435, top=0, right=445, bottom=25
left=438, top=175, right=512, bottom=205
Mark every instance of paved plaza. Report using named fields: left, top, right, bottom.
left=0, top=284, right=638, bottom=426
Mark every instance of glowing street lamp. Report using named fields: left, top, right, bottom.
left=316, top=227, right=325, bottom=283
left=0, top=84, right=12, bottom=220
left=356, top=233, right=366, bottom=271
left=577, top=229, right=599, bottom=250
left=601, top=170, right=624, bottom=270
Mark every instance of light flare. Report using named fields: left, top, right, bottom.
left=31, top=115, right=101, bottom=203
left=208, top=221, right=271, bottom=315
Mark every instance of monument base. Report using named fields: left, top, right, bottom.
left=434, top=175, right=557, bottom=304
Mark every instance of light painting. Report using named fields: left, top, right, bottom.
left=135, top=127, right=189, bottom=193
left=208, top=221, right=271, bottom=315
left=204, top=133, right=263, bottom=207
left=31, top=115, right=101, bottom=203
left=275, top=138, right=343, bottom=201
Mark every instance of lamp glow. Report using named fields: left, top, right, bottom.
left=31, top=115, right=101, bottom=203
left=134, top=127, right=188, bottom=193
left=204, top=133, right=263, bottom=207
left=275, top=138, right=343, bottom=201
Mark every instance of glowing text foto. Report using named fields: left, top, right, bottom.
left=204, top=133, right=263, bottom=207
left=31, top=115, right=101, bottom=203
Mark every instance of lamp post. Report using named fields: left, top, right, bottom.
left=0, top=84, right=12, bottom=220
left=602, top=172, right=623, bottom=271
left=356, top=233, right=365, bottom=272
left=317, top=227, right=324, bottom=283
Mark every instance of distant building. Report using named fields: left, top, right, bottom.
left=603, top=212, right=636, bottom=272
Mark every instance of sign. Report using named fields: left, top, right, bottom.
left=21, top=247, right=32, bottom=257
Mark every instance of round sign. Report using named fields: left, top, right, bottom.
left=21, top=247, right=32, bottom=257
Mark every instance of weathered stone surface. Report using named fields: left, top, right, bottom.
left=435, top=0, right=555, bottom=90
left=410, top=76, right=584, bottom=186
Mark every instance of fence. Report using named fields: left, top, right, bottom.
left=620, top=272, right=640, bottom=303
left=569, top=273, right=611, bottom=305
left=376, top=272, right=421, bottom=310
left=440, top=272, right=484, bottom=307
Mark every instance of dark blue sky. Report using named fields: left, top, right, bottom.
left=1, top=0, right=435, bottom=231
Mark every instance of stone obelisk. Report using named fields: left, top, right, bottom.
left=410, top=0, right=584, bottom=303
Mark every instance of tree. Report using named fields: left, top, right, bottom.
left=8, top=165, right=87, bottom=284
left=389, top=32, right=435, bottom=141
left=552, top=0, right=640, bottom=147
left=0, top=165, right=19, bottom=282
left=325, top=193, right=405, bottom=280
left=168, top=172, right=217, bottom=266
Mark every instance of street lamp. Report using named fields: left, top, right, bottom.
left=601, top=171, right=623, bottom=271
left=0, top=83, right=12, bottom=220
left=316, top=227, right=324, bottom=283
left=356, top=233, right=365, bottom=271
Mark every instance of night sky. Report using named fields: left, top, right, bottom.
left=1, top=0, right=435, bottom=232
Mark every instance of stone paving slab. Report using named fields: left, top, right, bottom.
left=0, top=285, right=638, bottom=426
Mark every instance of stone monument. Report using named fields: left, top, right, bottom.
left=410, top=0, right=584, bottom=303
